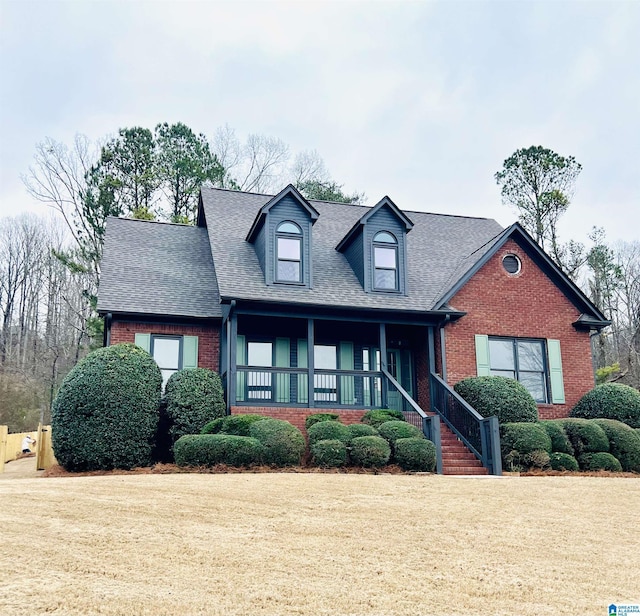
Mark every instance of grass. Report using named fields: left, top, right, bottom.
left=1, top=472, right=638, bottom=615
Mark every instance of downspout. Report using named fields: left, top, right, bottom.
left=226, top=300, right=237, bottom=415
left=104, top=313, right=112, bottom=347
left=438, top=314, right=451, bottom=382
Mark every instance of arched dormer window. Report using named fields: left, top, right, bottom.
left=276, top=221, right=302, bottom=283
left=373, top=231, right=398, bottom=291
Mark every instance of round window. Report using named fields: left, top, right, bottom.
left=502, top=254, right=521, bottom=274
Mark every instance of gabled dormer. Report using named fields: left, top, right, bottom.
left=246, top=184, right=320, bottom=288
left=336, top=196, right=413, bottom=295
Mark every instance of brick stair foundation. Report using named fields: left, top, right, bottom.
left=438, top=422, right=488, bottom=475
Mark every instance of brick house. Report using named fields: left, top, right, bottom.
left=97, top=184, right=609, bottom=474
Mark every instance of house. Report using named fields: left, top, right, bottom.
left=97, top=184, right=609, bottom=474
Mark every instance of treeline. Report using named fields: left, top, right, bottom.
left=1, top=123, right=364, bottom=431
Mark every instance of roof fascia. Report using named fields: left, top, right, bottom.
left=434, top=222, right=610, bottom=325
left=246, top=184, right=320, bottom=242
left=336, top=196, right=414, bottom=252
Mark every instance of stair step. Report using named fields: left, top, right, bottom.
left=443, top=467, right=488, bottom=475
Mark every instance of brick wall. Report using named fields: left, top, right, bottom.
left=444, top=239, right=595, bottom=419
left=110, top=320, right=221, bottom=372
left=231, top=406, right=367, bottom=433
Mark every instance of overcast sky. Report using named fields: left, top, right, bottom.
left=1, top=0, right=638, bottom=247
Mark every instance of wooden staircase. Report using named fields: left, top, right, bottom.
left=439, top=421, right=488, bottom=475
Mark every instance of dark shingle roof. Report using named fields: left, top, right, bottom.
left=200, top=186, right=504, bottom=312
left=97, top=217, right=222, bottom=318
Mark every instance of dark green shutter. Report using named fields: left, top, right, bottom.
left=182, top=336, right=198, bottom=369
left=236, top=335, right=246, bottom=403
left=275, top=338, right=290, bottom=404
left=339, top=341, right=355, bottom=405
left=297, top=339, right=308, bottom=404
left=134, top=333, right=151, bottom=353
left=475, top=335, right=491, bottom=376
left=547, top=339, right=565, bottom=404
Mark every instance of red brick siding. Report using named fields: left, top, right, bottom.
left=415, top=345, right=430, bottom=412
left=110, top=320, right=221, bottom=372
left=444, top=239, right=595, bottom=419
left=231, top=406, right=366, bottom=434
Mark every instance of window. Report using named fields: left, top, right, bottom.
left=151, top=336, right=181, bottom=389
left=373, top=231, right=398, bottom=291
left=247, top=341, right=273, bottom=399
left=276, top=221, right=302, bottom=283
left=314, top=344, right=337, bottom=402
left=489, top=337, right=548, bottom=403
left=502, top=254, right=521, bottom=274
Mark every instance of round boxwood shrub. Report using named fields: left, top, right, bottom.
left=453, top=376, right=538, bottom=423
left=377, top=420, right=423, bottom=446
left=307, top=420, right=351, bottom=446
left=349, top=435, right=391, bottom=468
left=561, top=419, right=609, bottom=457
left=220, top=414, right=269, bottom=436
left=250, top=419, right=306, bottom=466
left=578, top=452, right=623, bottom=472
left=571, top=383, right=640, bottom=428
left=201, top=417, right=225, bottom=434
left=164, top=368, right=225, bottom=444
left=52, top=343, right=162, bottom=471
left=539, top=420, right=573, bottom=455
left=500, top=423, right=552, bottom=456
left=305, top=413, right=340, bottom=430
left=361, top=409, right=405, bottom=428
left=394, top=437, right=436, bottom=472
left=311, top=439, right=348, bottom=468
left=593, top=419, right=640, bottom=472
left=549, top=452, right=579, bottom=471
left=347, top=423, right=379, bottom=442
left=174, top=434, right=264, bottom=467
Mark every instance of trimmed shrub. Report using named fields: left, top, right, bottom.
left=220, top=414, right=270, bottom=437
left=349, top=436, right=391, bottom=468
left=500, top=423, right=552, bottom=456
left=164, top=368, right=225, bottom=444
left=174, top=434, right=264, bottom=467
left=201, top=418, right=225, bottom=434
left=361, top=409, right=405, bottom=428
left=549, top=452, right=579, bottom=471
left=561, top=419, right=609, bottom=457
left=394, top=437, right=436, bottom=472
left=593, top=419, right=640, bottom=472
left=571, top=383, right=640, bottom=428
left=307, top=420, right=351, bottom=446
left=347, top=423, right=379, bottom=442
left=377, top=420, right=423, bottom=446
left=305, top=413, right=340, bottom=430
left=311, top=439, right=348, bottom=468
left=250, top=419, right=306, bottom=466
left=52, top=343, right=162, bottom=471
left=539, top=420, right=573, bottom=455
left=454, top=376, right=538, bottom=423
left=578, top=452, right=623, bottom=472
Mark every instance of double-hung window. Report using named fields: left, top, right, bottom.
left=151, top=336, right=182, bottom=389
left=276, top=221, right=302, bottom=283
left=373, top=231, right=398, bottom=291
left=489, top=337, right=548, bottom=403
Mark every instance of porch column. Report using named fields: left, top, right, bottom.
left=307, top=319, right=315, bottom=408
left=427, top=326, right=436, bottom=374
left=379, top=323, right=387, bottom=408
left=439, top=325, right=448, bottom=381
left=228, top=311, right=238, bottom=412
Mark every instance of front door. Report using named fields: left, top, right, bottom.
left=386, top=349, right=414, bottom=412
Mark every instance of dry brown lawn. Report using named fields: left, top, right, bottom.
left=1, top=471, right=638, bottom=616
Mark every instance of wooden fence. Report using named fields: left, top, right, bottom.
left=0, top=425, right=57, bottom=472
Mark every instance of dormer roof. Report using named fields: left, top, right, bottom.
left=336, top=196, right=414, bottom=252
left=246, top=184, right=319, bottom=243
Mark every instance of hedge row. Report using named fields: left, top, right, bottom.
left=501, top=418, right=640, bottom=472
left=309, top=415, right=436, bottom=472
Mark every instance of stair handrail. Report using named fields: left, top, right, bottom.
left=382, top=368, right=443, bottom=474
left=429, top=372, right=502, bottom=476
